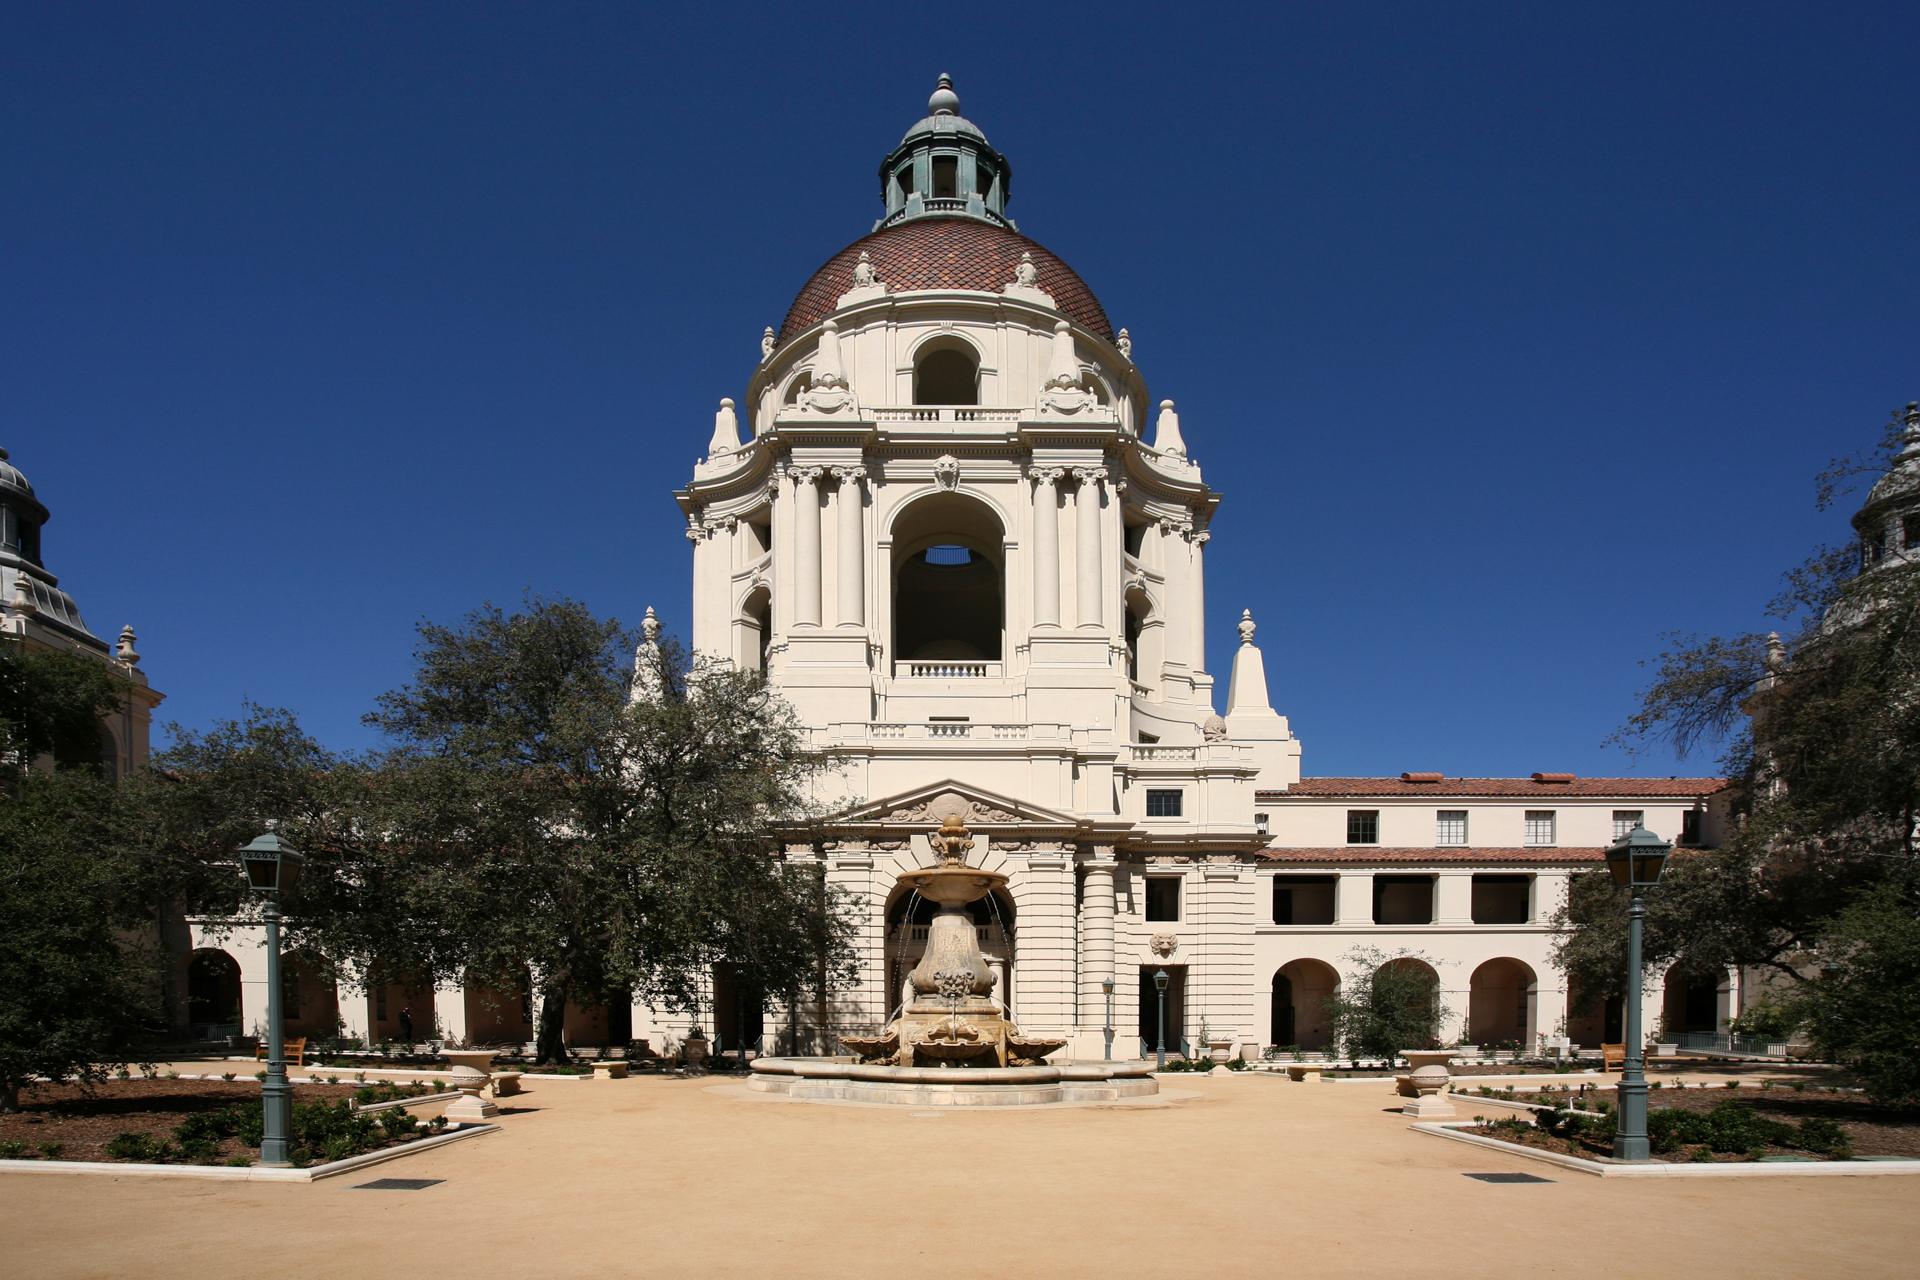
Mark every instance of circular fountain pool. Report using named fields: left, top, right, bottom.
left=746, top=1057, right=1158, bottom=1107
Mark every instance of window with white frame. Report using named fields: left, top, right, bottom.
left=1524, top=810, right=1556, bottom=846
left=1435, top=810, right=1468, bottom=846
left=1612, top=810, right=1644, bottom=841
left=1145, top=789, right=1184, bottom=818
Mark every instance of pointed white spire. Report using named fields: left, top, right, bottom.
left=707, top=398, right=741, bottom=456
left=1042, top=320, right=1080, bottom=390
left=1226, top=608, right=1273, bottom=717
left=116, top=624, right=140, bottom=666
left=1153, top=399, right=1187, bottom=458
left=8, top=572, right=35, bottom=616
left=631, top=606, right=664, bottom=704
left=813, top=319, right=848, bottom=390
left=760, top=326, right=775, bottom=362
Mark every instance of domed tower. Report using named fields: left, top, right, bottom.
left=1, top=445, right=162, bottom=775
left=669, top=78, right=1301, bottom=1056
left=675, top=74, right=1298, bottom=821
left=1853, top=402, right=1920, bottom=575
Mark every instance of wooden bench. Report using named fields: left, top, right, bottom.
left=255, top=1036, right=308, bottom=1068
left=1601, top=1042, right=1626, bottom=1073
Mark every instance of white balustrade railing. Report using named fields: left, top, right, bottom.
left=896, top=660, right=1003, bottom=679
left=871, top=406, right=1023, bottom=424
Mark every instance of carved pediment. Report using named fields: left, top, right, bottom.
left=836, top=780, right=1075, bottom=829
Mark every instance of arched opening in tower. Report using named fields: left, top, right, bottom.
left=912, top=345, right=979, bottom=405
left=890, top=492, right=1005, bottom=666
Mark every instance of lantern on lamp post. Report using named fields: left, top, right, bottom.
left=1603, top=823, right=1671, bottom=1161
left=238, top=831, right=302, bottom=1168
left=1153, top=968, right=1170, bottom=1071
left=1101, top=977, right=1115, bottom=1062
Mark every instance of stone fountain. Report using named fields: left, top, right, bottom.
left=749, top=814, right=1156, bottom=1106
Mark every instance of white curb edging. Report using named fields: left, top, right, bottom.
left=1414, top=1121, right=1920, bottom=1178
left=0, top=1122, right=499, bottom=1182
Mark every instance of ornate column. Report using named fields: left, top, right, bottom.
left=792, top=466, right=823, bottom=627
left=1073, top=465, right=1105, bottom=628
left=1077, top=850, right=1118, bottom=1032
left=833, top=465, right=865, bottom=626
left=1031, top=467, right=1063, bottom=626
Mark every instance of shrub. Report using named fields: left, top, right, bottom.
left=105, top=1132, right=177, bottom=1163
left=1792, top=1116, right=1852, bottom=1158
left=0, top=1139, right=27, bottom=1159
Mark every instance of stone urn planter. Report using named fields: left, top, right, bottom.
left=1651, top=1042, right=1678, bottom=1058
left=683, top=1031, right=710, bottom=1070
left=1454, top=1044, right=1479, bottom=1060
left=439, top=1048, right=498, bottom=1122
left=1399, top=1050, right=1453, bottom=1097
left=1402, top=1064, right=1456, bottom=1118
left=1286, top=1063, right=1324, bottom=1082
left=1206, top=1036, right=1236, bottom=1064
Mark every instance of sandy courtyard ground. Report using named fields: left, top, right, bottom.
left=4, top=1065, right=1917, bottom=1278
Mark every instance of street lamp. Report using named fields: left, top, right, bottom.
left=1153, top=968, right=1170, bottom=1071
left=238, top=831, right=302, bottom=1168
left=1101, top=977, right=1114, bottom=1062
left=1604, top=823, right=1671, bottom=1161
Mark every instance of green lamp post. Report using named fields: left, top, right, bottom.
left=1153, top=968, right=1170, bottom=1071
left=238, top=831, right=301, bottom=1168
left=1604, top=823, right=1671, bottom=1161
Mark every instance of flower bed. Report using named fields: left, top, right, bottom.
left=1458, top=1087, right=1920, bottom=1162
left=0, top=1079, right=445, bottom=1167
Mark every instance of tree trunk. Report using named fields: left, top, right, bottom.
left=1, top=1081, right=18, bottom=1113
left=535, top=984, right=570, bottom=1065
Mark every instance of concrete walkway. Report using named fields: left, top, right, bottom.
left=3, top=1066, right=1915, bottom=1278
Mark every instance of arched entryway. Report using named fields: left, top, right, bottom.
left=1374, top=956, right=1443, bottom=1049
left=281, top=950, right=339, bottom=1040
left=712, top=963, right=766, bottom=1060
left=464, top=968, right=534, bottom=1047
left=1271, top=959, right=1339, bottom=1052
left=1662, top=967, right=1726, bottom=1038
left=187, top=948, right=242, bottom=1038
left=1468, top=957, right=1537, bottom=1048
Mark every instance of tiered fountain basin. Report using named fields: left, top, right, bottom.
left=748, top=1057, right=1158, bottom=1107
left=743, top=813, right=1160, bottom=1107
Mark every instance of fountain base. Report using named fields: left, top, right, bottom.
left=747, top=1058, right=1159, bottom=1107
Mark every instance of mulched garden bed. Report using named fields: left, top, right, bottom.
left=1462, top=1086, right=1920, bottom=1161
left=0, top=1078, right=437, bottom=1166
left=1326, top=1063, right=1592, bottom=1079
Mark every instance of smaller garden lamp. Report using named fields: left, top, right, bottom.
left=1101, top=977, right=1115, bottom=1061
left=238, top=830, right=302, bottom=899
left=1604, top=824, right=1671, bottom=892
left=1152, top=968, right=1171, bottom=1070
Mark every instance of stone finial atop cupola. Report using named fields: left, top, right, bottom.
left=631, top=606, right=664, bottom=704
left=116, top=624, right=140, bottom=666
left=874, top=74, right=1016, bottom=232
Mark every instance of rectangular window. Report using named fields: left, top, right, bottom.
left=1435, top=810, right=1468, bottom=846
left=1272, top=875, right=1336, bottom=925
left=1471, top=874, right=1532, bottom=924
left=1146, top=789, right=1183, bottom=818
left=1373, top=875, right=1435, bottom=925
left=1612, top=810, right=1644, bottom=842
left=1524, top=810, right=1556, bottom=847
left=1145, top=877, right=1181, bottom=922
left=1346, top=810, right=1380, bottom=844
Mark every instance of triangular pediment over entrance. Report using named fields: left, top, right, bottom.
left=832, top=780, right=1081, bottom=834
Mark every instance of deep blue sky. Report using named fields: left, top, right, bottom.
left=6, top=3, right=1914, bottom=777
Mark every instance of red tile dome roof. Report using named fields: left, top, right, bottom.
left=778, top=219, right=1112, bottom=345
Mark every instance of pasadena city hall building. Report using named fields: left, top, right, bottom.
left=17, top=78, right=1784, bottom=1061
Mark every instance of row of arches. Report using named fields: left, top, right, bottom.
left=1267, top=957, right=1539, bottom=1052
